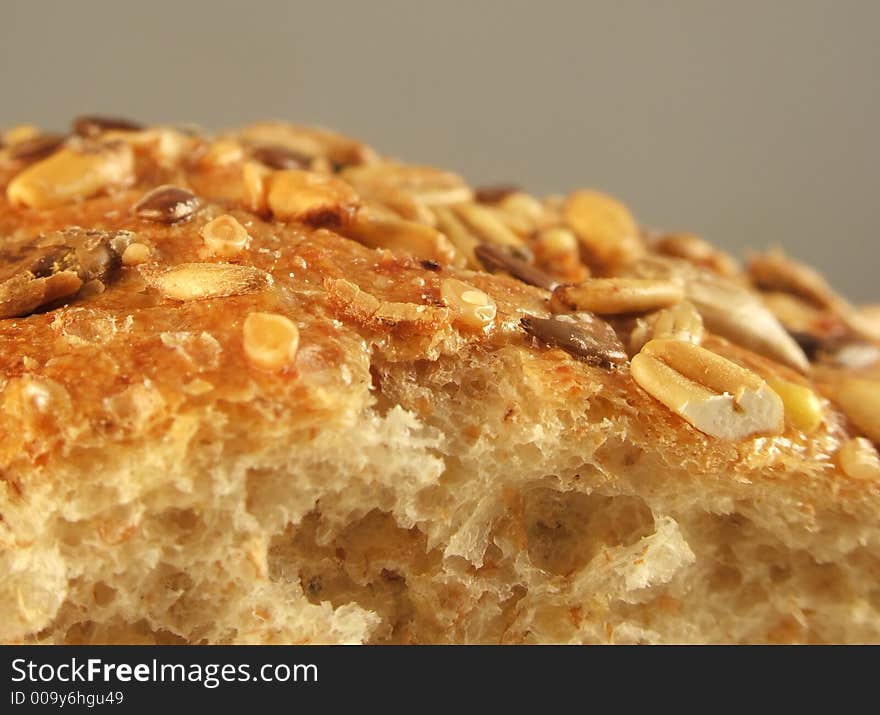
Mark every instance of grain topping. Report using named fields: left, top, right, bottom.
left=8, top=133, right=67, bottom=162
left=630, top=338, right=784, bottom=440
left=838, top=437, right=880, bottom=480
left=521, top=314, right=627, bottom=368
left=8, top=142, right=134, bottom=209
left=474, top=243, right=558, bottom=290
left=201, top=215, right=251, bottom=257
left=552, top=278, right=683, bottom=315
left=72, top=115, right=143, bottom=138
left=440, top=278, right=497, bottom=330
left=250, top=144, right=310, bottom=170
left=243, top=312, right=300, bottom=371
left=145, top=263, right=272, bottom=302
left=0, top=229, right=126, bottom=318
left=564, top=189, right=644, bottom=269
left=133, top=185, right=201, bottom=224
left=834, top=378, right=880, bottom=444
left=267, top=170, right=359, bottom=227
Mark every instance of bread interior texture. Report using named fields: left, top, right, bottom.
left=5, top=342, right=877, bottom=645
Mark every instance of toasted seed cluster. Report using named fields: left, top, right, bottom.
left=474, top=184, right=519, bottom=203
left=0, top=229, right=128, bottom=318
left=621, top=258, right=811, bottom=372
left=3, top=115, right=878, bottom=457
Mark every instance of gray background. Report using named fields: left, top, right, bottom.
left=2, top=0, right=877, bottom=300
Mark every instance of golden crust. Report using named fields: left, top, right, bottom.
left=0, top=136, right=873, bottom=490
left=0, top=120, right=878, bottom=644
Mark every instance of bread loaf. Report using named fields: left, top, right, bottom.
left=1, top=117, right=878, bottom=644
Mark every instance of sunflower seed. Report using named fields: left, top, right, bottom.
left=687, top=277, right=810, bottom=373
left=145, top=262, right=272, bottom=301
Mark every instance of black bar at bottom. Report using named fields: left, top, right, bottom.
left=1, top=645, right=871, bottom=710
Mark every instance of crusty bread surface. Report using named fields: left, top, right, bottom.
left=0, top=118, right=878, bottom=644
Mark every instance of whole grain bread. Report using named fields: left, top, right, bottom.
left=0, top=118, right=878, bottom=644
